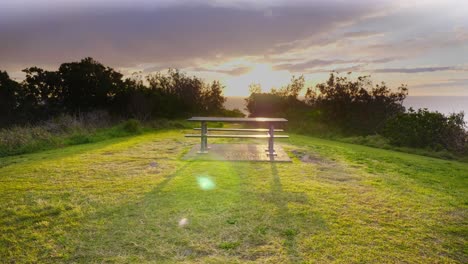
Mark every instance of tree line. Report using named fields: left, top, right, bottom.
left=246, top=73, right=467, bottom=154
left=0, top=58, right=229, bottom=127
left=1, top=58, right=466, bottom=155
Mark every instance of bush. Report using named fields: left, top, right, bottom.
left=121, top=119, right=142, bottom=134
left=383, top=108, right=467, bottom=154
left=67, top=134, right=92, bottom=145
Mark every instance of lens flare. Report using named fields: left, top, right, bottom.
left=196, top=176, right=216, bottom=190
left=178, top=218, right=189, bottom=227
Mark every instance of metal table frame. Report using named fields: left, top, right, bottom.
left=187, top=117, right=288, bottom=155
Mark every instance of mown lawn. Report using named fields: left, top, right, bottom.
left=0, top=130, right=467, bottom=263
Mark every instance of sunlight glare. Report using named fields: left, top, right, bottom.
left=196, top=176, right=216, bottom=190
left=224, top=62, right=291, bottom=96
left=178, top=218, right=189, bottom=227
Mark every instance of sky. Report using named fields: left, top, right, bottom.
left=1, top=0, right=467, bottom=96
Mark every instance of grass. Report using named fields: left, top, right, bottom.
left=0, top=130, right=467, bottom=263
left=337, top=134, right=468, bottom=162
left=0, top=118, right=201, bottom=157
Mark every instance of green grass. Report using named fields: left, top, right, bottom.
left=0, top=130, right=467, bottom=263
left=337, top=134, right=467, bottom=162
left=0, top=119, right=201, bottom=158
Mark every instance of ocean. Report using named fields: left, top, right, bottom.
left=225, top=96, right=468, bottom=122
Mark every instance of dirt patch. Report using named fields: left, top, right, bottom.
left=291, top=149, right=357, bottom=182
left=291, top=149, right=331, bottom=164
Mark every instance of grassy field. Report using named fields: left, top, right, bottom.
left=0, top=130, right=467, bottom=263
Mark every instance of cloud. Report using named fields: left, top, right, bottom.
left=315, top=64, right=367, bottom=73
left=273, top=59, right=349, bottom=71
left=342, top=30, right=382, bottom=38
left=0, top=1, right=390, bottom=71
left=412, top=78, right=468, bottom=89
left=301, top=65, right=467, bottom=75
left=273, top=57, right=397, bottom=72
left=192, top=66, right=251, bottom=76
left=269, top=30, right=384, bottom=56
left=372, top=66, right=461, bottom=73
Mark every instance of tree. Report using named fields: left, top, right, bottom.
left=249, top=83, right=262, bottom=94
left=58, top=57, right=124, bottom=112
left=0, top=71, right=22, bottom=126
left=146, top=69, right=226, bottom=117
left=305, top=73, right=407, bottom=134
left=1, top=59, right=230, bottom=126
left=245, top=75, right=309, bottom=117
left=201, top=80, right=226, bottom=114
left=272, top=75, right=305, bottom=98
left=22, top=67, right=62, bottom=116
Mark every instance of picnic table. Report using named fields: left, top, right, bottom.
left=185, top=117, right=288, bottom=156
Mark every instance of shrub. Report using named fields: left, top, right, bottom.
left=121, top=119, right=142, bottom=134
left=383, top=108, right=467, bottom=153
left=67, top=134, right=92, bottom=145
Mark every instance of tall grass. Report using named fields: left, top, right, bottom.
left=0, top=112, right=198, bottom=157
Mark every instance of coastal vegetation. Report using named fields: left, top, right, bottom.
left=246, top=74, right=467, bottom=158
left=1, top=58, right=467, bottom=159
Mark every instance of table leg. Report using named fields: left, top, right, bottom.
left=199, top=121, right=208, bottom=153
left=267, top=123, right=276, bottom=156
left=203, top=122, right=208, bottom=151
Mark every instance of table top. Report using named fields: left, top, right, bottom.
left=187, top=117, right=288, bottom=122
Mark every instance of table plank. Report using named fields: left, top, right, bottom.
left=187, top=117, right=288, bottom=122
left=185, top=134, right=289, bottom=138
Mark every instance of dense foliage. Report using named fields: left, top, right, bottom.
left=245, top=76, right=309, bottom=118
left=305, top=73, right=408, bottom=135
left=246, top=73, right=467, bottom=155
left=0, top=71, right=22, bottom=126
left=383, top=108, right=467, bottom=154
left=0, top=58, right=230, bottom=127
left=246, top=73, right=408, bottom=135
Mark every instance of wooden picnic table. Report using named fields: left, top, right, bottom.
left=185, top=117, right=288, bottom=155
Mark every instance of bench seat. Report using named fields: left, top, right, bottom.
left=194, top=128, right=284, bottom=132
left=185, top=134, right=289, bottom=138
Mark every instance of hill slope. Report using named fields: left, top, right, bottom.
left=1, top=130, right=467, bottom=263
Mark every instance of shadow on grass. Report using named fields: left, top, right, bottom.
left=270, top=163, right=302, bottom=263
left=0, top=134, right=144, bottom=169
left=70, top=162, right=193, bottom=262
left=71, top=159, right=326, bottom=262
left=270, top=162, right=327, bottom=263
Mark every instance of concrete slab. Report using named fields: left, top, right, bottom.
left=183, top=144, right=291, bottom=162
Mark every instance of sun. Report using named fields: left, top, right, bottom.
left=223, top=63, right=290, bottom=96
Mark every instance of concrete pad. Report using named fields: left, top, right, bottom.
left=183, top=144, right=291, bottom=162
